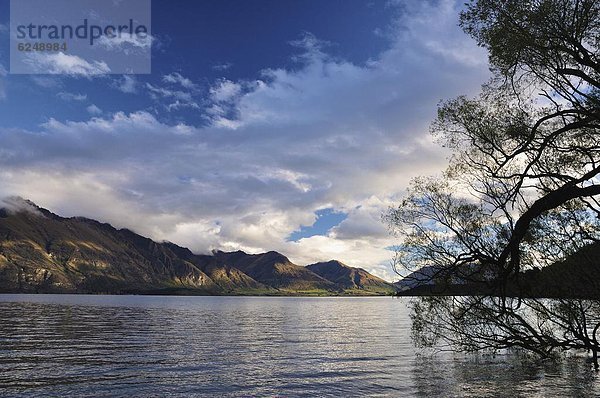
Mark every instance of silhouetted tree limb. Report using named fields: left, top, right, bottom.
left=387, top=0, right=600, bottom=367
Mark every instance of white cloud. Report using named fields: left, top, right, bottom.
left=146, top=82, right=200, bottom=112
left=210, top=79, right=242, bottom=103
left=394, top=0, right=487, bottom=68
left=57, top=92, right=87, bottom=102
left=166, top=100, right=201, bottom=112
left=213, top=62, right=233, bottom=71
left=0, top=64, right=6, bottom=100
left=0, top=0, right=489, bottom=281
left=31, top=76, right=63, bottom=89
left=163, top=72, right=197, bottom=90
left=86, top=104, right=103, bottom=115
left=116, top=75, right=137, bottom=93
left=286, top=235, right=398, bottom=281
left=24, top=52, right=111, bottom=76
left=96, top=33, right=153, bottom=52
left=1, top=196, right=43, bottom=216
left=330, top=197, right=393, bottom=240
left=146, top=83, right=192, bottom=101
left=289, top=32, right=331, bottom=62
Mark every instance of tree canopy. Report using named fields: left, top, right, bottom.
left=387, top=0, right=600, bottom=367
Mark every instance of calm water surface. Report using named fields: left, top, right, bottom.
left=0, top=295, right=598, bottom=397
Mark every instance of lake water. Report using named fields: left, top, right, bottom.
left=0, top=295, right=598, bottom=397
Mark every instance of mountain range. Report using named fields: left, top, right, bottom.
left=395, top=243, right=600, bottom=299
left=0, top=197, right=396, bottom=296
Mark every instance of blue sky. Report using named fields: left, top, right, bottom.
left=0, top=0, right=489, bottom=280
left=288, top=208, right=348, bottom=242
left=0, top=0, right=393, bottom=129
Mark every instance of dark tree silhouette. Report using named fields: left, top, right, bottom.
left=387, top=0, right=600, bottom=367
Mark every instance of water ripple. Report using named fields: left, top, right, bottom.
left=0, top=295, right=598, bottom=397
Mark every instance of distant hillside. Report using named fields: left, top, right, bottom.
left=395, top=243, right=600, bottom=299
left=307, top=260, right=395, bottom=294
left=0, top=197, right=394, bottom=296
left=518, top=242, right=600, bottom=299
left=393, top=266, right=439, bottom=292
left=213, top=251, right=335, bottom=293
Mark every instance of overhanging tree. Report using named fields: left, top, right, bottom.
left=387, top=0, right=600, bottom=366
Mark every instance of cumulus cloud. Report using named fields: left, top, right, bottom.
left=24, top=52, right=111, bottom=75
left=0, top=0, right=489, bottom=280
left=163, top=72, right=197, bottom=90
left=330, top=197, right=393, bottom=240
left=95, top=33, right=154, bottom=53
left=146, top=81, right=200, bottom=112
left=166, top=100, right=201, bottom=112
left=289, top=32, right=331, bottom=62
left=115, top=75, right=137, bottom=93
left=146, top=83, right=192, bottom=100
left=210, top=79, right=242, bottom=103
left=86, top=104, right=103, bottom=115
